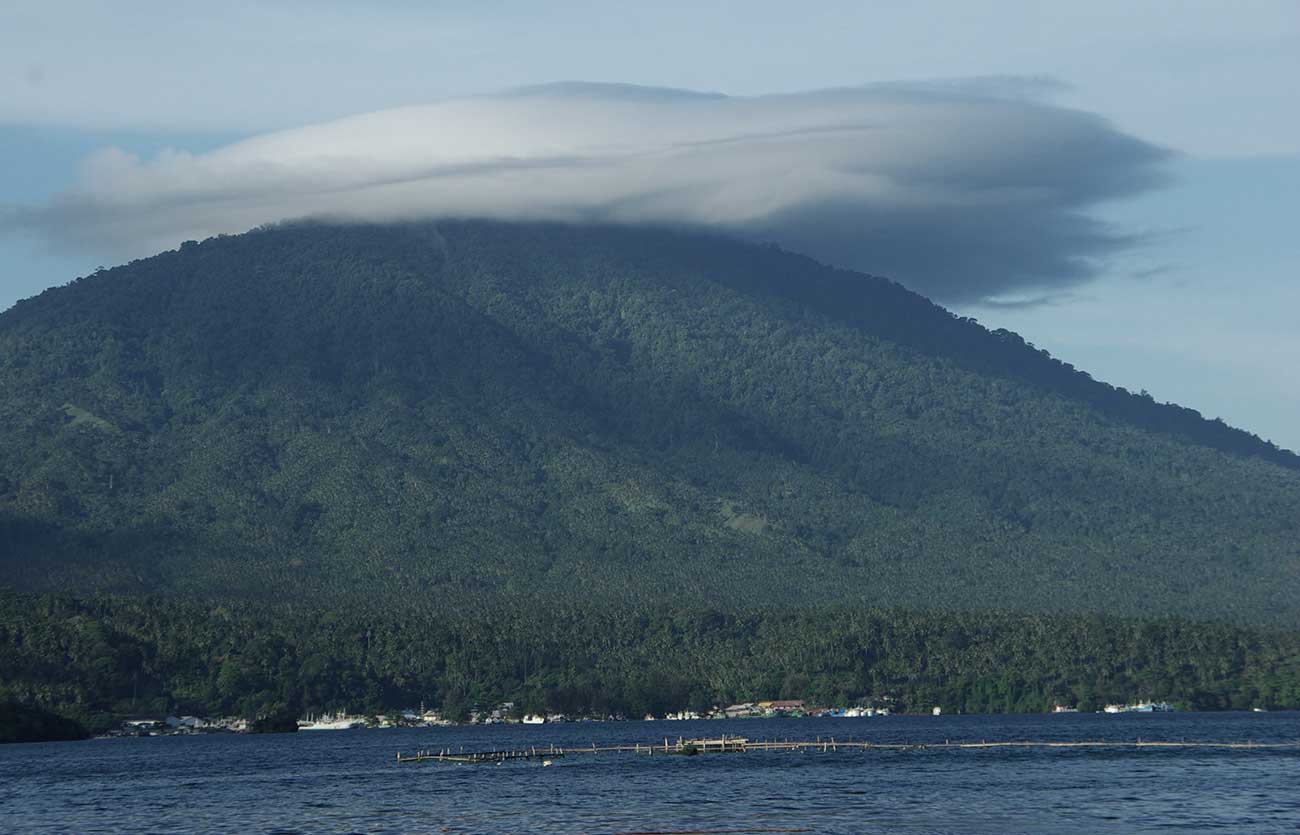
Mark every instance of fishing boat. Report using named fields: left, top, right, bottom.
left=1129, top=702, right=1174, bottom=712
left=298, top=713, right=366, bottom=730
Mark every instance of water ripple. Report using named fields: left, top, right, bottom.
left=1, top=713, right=1297, bottom=834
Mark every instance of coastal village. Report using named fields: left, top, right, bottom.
left=104, top=699, right=853, bottom=736
left=101, top=698, right=1178, bottom=737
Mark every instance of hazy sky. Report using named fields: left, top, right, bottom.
left=2, top=0, right=1297, bottom=450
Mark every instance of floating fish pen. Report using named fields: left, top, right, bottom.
left=398, top=743, right=568, bottom=765
left=396, top=735, right=1299, bottom=764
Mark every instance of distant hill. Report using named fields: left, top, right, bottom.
left=1, top=220, right=1297, bottom=624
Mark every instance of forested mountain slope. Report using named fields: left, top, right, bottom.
left=1, top=221, right=1297, bottom=623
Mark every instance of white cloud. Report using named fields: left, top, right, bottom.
left=8, top=81, right=1170, bottom=302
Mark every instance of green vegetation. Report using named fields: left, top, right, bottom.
left=59, top=403, right=116, bottom=432
left=1, top=220, right=1298, bottom=720
left=0, top=220, right=1296, bottom=625
left=0, top=696, right=90, bottom=744
left=1, top=593, right=1297, bottom=725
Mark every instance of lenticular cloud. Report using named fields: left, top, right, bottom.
left=11, top=81, right=1170, bottom=302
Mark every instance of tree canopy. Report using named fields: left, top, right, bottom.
left=2, top=220, right=1296, bottom=623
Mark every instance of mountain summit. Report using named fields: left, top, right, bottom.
left=2, top=221, right=1296, bottom=623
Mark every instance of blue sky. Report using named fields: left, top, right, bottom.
left=2, top=0, right=1297, bottom=450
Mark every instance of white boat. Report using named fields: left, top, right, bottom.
left=297, top=713, right=365, bottom=730
left=522, top=714, right=546, bottom=724
left=1103, top=701, right=1174, bottom=714
left=1130, top=701, right=1174, bottom=713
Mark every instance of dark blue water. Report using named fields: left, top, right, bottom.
left=2, top=713, right=1297, bottom=834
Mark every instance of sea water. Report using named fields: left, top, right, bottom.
left=1, top=712, right=1297, bottom=834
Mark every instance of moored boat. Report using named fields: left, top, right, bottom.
left=297, top=713, right=366, bottom=730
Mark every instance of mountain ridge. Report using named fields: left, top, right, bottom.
left=2, top=220, right=1297, bottom=624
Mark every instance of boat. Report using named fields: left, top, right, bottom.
left=522, top=714, right=546, bottom=724
left=297, top=713, right=366, bottom=730
left=1103, top=701, right=1174, bottom=714
left=839, top=706, right=886, bottom=718
left=1129, top=702, right=1174, bottom=713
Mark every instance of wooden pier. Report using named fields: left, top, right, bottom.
left=396, top=734, right=1300, bottom=764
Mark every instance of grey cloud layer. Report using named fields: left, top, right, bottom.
left=9, top=81, right=1171, bottom=302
